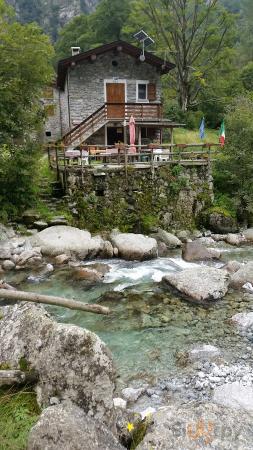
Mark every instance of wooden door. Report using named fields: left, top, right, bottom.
left=106, top=83, right=125, bottom=118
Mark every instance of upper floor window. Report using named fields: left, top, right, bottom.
left=136, top=81, right=149, bottom=102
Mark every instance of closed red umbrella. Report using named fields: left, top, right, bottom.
left=129, top=115, right=136, bottom=153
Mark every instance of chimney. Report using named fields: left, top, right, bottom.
left=71, top=47, right=81, bottom=57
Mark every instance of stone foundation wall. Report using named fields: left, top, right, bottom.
left=63, top=164, right=213, bottom=231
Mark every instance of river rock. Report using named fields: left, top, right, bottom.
left=55, top=254, right=70, bottom=265
left=2, top=260, right=15, bottom=271
left=85, top=263, right=111, bottom=276
left=33, top=220, right=48, bottom=230
left=163, top=267, right=229, bottom=302
left=73, top=267, right=103, bottom=282
left=30, top=226, right=106, bottom=258
left=208, top=212, right=238, bottom=234
left=232, top=312, right=253, bottom=329
left=243, top=228, right=253, bottom=242
left=152, top=229, right=182, bottom=249
left=121, top=387, right=146, bottom=402
left=213, top=382, right=253, bottom=411
left=0, top=303, right=116, bottom=427
left=110, top=232, right=158, bottom=261
left=223, top=260, right=242, bottom=274
left=0, top=224, right=15, bottom=241
left=22, top=210, right=40, bottom=225
left=28, top=403, right=124, bottom=450
left=182, top=241, right=221, bottom=262
left=229, top=262, right=253, bottom=289
left=16, top=248, right=43, bottom=268
left=137, top=402, right=253, bottom=449
left=225, top=233, right=245, bottom=246
left=0, top=244, right=13, bottom=260
left=189, top=344, right=221, bottom=362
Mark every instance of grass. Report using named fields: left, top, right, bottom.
left=0, top=386, right=40, bottom=450
left=173, top=127, right=219, bottom=144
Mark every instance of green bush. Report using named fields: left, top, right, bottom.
left=0, top=142, right=40, bottom=221
left=213, top=95, right=253, bottom=224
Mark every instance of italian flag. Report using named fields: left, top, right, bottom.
left=219, top=120, right=225, bottom=146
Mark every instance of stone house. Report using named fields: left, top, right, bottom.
left=43, top=40, right=178, bottom=148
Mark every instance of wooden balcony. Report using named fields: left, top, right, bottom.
left=105, top=102, right=163, bottom=121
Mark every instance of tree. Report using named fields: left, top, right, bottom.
left=55, top=0, right=130, bottom=60
left=0, top=0, right=54, bottom=141
left=55, top=14, right=95, bottom=61
left=214, top=95, right=253, bottom=225
left=126, top=0, right=235, bottom=111
left=90, top=0, right=130, bottom=42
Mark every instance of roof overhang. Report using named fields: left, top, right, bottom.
left=57, top=40, right=175, bottom=90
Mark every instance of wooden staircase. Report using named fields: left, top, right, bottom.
left=62, top=105, right=107, bottom=148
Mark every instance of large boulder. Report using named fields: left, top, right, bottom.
left=208, top=211, right=238, bottom=234
left=30, top=226, right=106, bottom=258
left=243, top=228, right=253, bottom=242
left=225, top=233, right=245, bottom=246
left=137, top=402, right=253, bottom=449
left=109, top=232, right=158, bottom=261
left=213, top=382, right=253, bottom=412
left=229, top=262, right=253, bottom=289
left=182, top=241, right=221, bottom=262
left=163, top=267, right=229, bottom=302
left=28, top=403, right=124, bottom=450
left=0, top=223, right=15, bottom=241
left=231, top=312, right=253, bottom=329
left=152, top=228, right=182, bottom=249
left=0, top=303, right=116, bottom=428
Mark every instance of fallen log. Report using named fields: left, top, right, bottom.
left=0, top=369, right=38, bottom=386
left=0, top=289, right=110, bottom=315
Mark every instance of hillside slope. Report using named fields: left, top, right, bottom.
left=7, top=0, right=99, bottom=38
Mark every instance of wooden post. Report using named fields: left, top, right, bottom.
left=81, top=148, right=84, bottom=185
left=124, top=145, right=128, bottom=180
left=63, top=143, right=67, bottom=191
left=171, top=127, right=174, bottom=145
left=138, top=126, right=142, bottom=152
left=151, top=148, right=154, bottom=179
left=55, top=143, right=59, bottom=180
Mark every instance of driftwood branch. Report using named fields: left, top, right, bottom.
left=0, top=370, right=38, bottom=387
left=0, top=289, right=110, bottom=315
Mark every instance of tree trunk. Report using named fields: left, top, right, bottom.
left=0, top=289, right=110, bottom=315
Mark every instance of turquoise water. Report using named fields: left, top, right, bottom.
left=10, top=245, right=253, bottom=385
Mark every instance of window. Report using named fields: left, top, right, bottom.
left=136, top=81, right=149, bottom=102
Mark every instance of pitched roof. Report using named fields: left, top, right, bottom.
left=57, top=40, right=175, bottom=90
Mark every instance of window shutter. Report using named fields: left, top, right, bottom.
left=148, top=83, right=157, bottom=101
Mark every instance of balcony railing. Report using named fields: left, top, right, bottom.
left=105, top=102, right=163, bottom=120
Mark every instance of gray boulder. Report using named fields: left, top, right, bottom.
left=137, top=402, right=253, bottom=449
left=243, top=228, right=253, bottom=242
left=225, top=233, right=245, bottom=246
left=28, top=403, right=124, bottom=450
left=231, top=312, right=253, bottom=329
left=152, top=229, right=182, bottom=249
left=213, top=382, right=253, bottom=412
left=110, top=232, right=158, bottom=261
left=208, top=211, right=238, bottom=234
left=0, top=223, right=15, bottom=241
left=222, top=260, right=242, bottom=274
left=0, top=303, right=116, bottom=428
left=182, top=241, right=221, bottom=262
left=229, top=262, right=253, bottom=289
left=163, top=267, right=229, bottom=302
left=30, top=226, right=106, bottom=258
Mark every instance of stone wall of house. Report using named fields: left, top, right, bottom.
left=43, top=87, right=62, bottom=142
left=63, top=163, right=213, bottom=231
left=66, top=51, right=162, bottom=127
